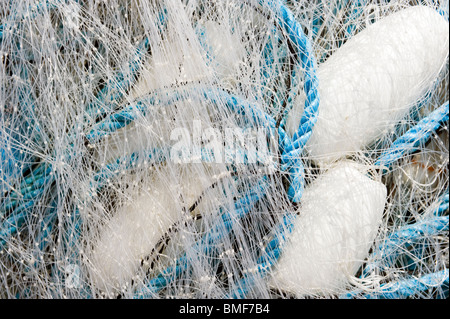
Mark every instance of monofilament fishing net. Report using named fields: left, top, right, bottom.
left=0, top=0, right=448, bottom=299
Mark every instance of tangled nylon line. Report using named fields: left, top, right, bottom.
left=0, top=0, right=448, bottom=299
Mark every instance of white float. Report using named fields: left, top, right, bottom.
left=271, top=161, right=387, bottom=296
left=87, top=163, right=233, bottom=293
left=286, top=6, right=449, bottom=166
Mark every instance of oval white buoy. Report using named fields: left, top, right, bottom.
left=87, top=163, right=232, bottom=293
left=286, top=6, right=449, bottom=166
left=271, top=161, right=387, bottom=296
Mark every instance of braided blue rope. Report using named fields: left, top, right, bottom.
left=0, top=66, right=41, bottom=206
left=433, top=192, right=449, bottom=216
left=225, top=0, right=320, bottom=298
left=258, top=0, right=320, bottom=203
left=86, top=86, right=284, bottom=144
left=0, top=163, right=52, bottom=213
left=91, top=148, right=168, bottom=193
left=273, top=18, right=319, bottom=145
left=341, top=269, right=449, bottom=299
left=361, top=215, right=449, bottom=279
left=375, top=101, right=449, bottom=172
left=0, top=165, right=53, bottom=250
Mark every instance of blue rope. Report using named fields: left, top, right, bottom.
left=375, top=101, right=449, bottom=172
left=341, top=269, right=449, bottom=299
left=433, top=192, right=449, bottom=216
left=224, top=0, right=320, bottom=298
left=258, top=0, right=320, bottom=203
left=361, top=215, right=449, bottom=279
left=86, top=86, right=284, bottom=144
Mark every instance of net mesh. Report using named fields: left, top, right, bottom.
left=0, top=0, right=448, bottom=299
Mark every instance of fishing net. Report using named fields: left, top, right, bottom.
left=0, top=0, right=448, bottom=299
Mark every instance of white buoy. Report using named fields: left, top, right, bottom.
left=129, top=20, right=244, bottom=100
left=286, top=6, right=449, bottom=165
left=271, top=161, right=387, bottom=296
left=87, top=163, right=233, bottom=293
